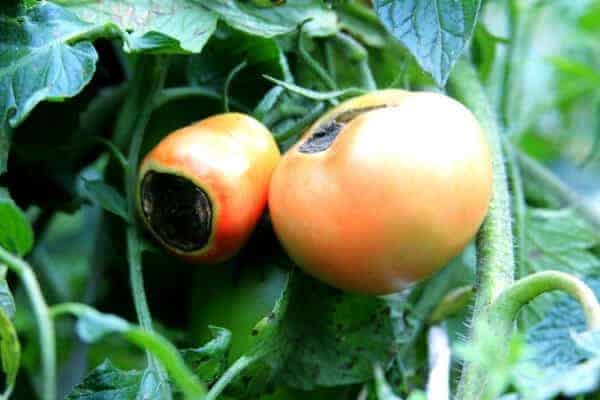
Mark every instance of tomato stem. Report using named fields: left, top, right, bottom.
left=120, top=55, right=172, bottom=395
left=492, top=271, right=600, bottom=330
left=448, top=58, right=516, bottom=400
left=0, top=248, right=55, bottom=400
left=503, top=138, right=527, bottom=276
left=51, top=303, right=208, bottom=398
left=206, top=353, right=261, bottom=400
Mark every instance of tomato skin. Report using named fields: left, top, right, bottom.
left=138, top=113, right=281, bottom=264
left=268, top=90, right=493, bottom=294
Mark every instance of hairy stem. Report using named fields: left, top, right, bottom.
left=503, top=139, right=526, bottom=277
left=121, top=55, right=171, bottom=391
left=493, top=271, right=600, bottom=330
left=206, top=353, right=261, bottom=400
left=154, top=87, right=249, bottom=112
left=51, top=303, right=207, bottom=399
left=0, top=247, right=55, bottom=400
left=449, top=59, right=516, bottom=400
left=333, top=33, right=377, bottom=90
left=500, top=0, right=519, bottom=127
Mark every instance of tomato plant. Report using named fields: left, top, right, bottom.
left=1, top=1, right=600, bottom=400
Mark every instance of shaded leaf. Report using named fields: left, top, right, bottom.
left=0, top=305, right=19, bottom=399
left=75, top=307, right=130, bottom=343
left=58, top=0, right=218, bottom=53
left=84, top=179, right=128, bottom=221
left=514, top=279, right=600, bottom=399
left=0, top=188, right=33, bottom=255
left=0, top=266, right=15, bottom=319
left=0, top=2, right=100, bottom=173
left=180, top=326, right=231, bottom=386
left=66, top=359, right=142, bottom=400
left=203, top=0, right=337, bottom=38
left=520, top=208, right=600, bottom=327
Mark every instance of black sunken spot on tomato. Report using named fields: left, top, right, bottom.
left=140, top=171, right=212, bottom=252
left=298, top=105, right=388, bottom=154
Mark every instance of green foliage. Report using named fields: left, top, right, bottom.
left=57, top=0, right=218, bottom=53
left=0, top=188, right=33, bottom=256
left=1, top=0, right=600, bottom=399
left=373, top=0, right=481, bottom=85
left=519, top=208, right=600, bottom=327
left=66, top=359, right=143, bottom=400
left=0, top=3, right=99, bottom=173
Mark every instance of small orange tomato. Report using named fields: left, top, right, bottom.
left=138, top=113, right=280, bottom=264
left=269, top=90, right=493, bottom=294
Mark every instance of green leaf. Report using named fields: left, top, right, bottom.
left=572, top=329, right=600, bottom=357
left=66, top=359, right=143, bottom=400
left=202, top=0, right=337, bottom=38
left=0, top=306, right=20, bottom=399
left=229, top=267, right=397, bottom=395
left=263, top=76, right=366, bottom=100
left=0, top=266, right=15, bottom=319
left=472, top=24, right=506, bottom=82
left=75, top=307, right=130, bottom=343
left=514, top=278, right=600, bottom=399
left=180, top=326, right=231, bottom=386
left=520, top=208, right=600, bottom=327
left=0, top=2, right=100, bottom=173
left=373, top=0, right=481, bottom=86
left=84, top=179, right=128, bottom=221
left=31, top=208, right=99, bottom=302
left=56, top=0, right=218, bottom=53
left=374, top=364, right=401, bottom=400
left=0, top=188, right=34, bottom=256
left=336, top=1, right=388, bottom=48
left=0, top=0, right=25, bottom=17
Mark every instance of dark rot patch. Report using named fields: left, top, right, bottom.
left=298, top=105, right=387, bottom=153
left=140, top=171, right=212, bottom=252
left=299, top=121, right=344, bottom=153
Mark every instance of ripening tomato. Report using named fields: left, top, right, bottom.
left=138, top=113, right=280, bottom=264
left=269, top=90, right=493, bottom=294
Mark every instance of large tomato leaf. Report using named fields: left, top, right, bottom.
left=519, top=208, right=600, bottom=328
left=0, top=188, right=33, bottom=256
left=55, top=0, right=218, bottom=53
left=202, top=0, right=338, bottom=38
left=0, top=2, right=101, bottom=174
left=372, top=0, right=481, bottom=86
left=513, top=278, right=600, bottom=399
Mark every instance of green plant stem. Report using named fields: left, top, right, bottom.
left=224, top=60, right=248, bottom=113
left=206, top=353, right=261, bottom=400
left=127, top=329, right=207, bottom=399
left=448, top=59, right=516, bottom=400
left=0, top=247, right=55, bottom=400
left=492, top=271, right=600, bottom=330
left=274, top=102, right=325, bottom=142
left=503, top=139, right=526, bottom=277
left=333, top=33, right=377, bottom=90
left=154, top=87, right=249, bottom=112
left=515, top=148, right=600, bottom=231
left=50, top=303, right=208, bottom=399
left=297, top=29, right=337, bottom=92
left=500, top=0, right=519, bottom=127
left=121, top=55, right=171, bottom=391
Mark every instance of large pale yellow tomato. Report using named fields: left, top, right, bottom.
left=269, top=90, right=493, bottom=294
left=138, top=113, right=280, bottom=264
